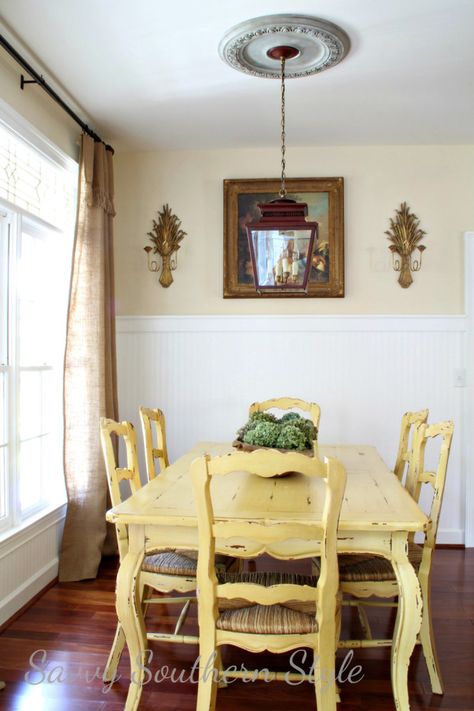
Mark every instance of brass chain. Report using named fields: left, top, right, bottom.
left=279, top=56, right=287, bottom=198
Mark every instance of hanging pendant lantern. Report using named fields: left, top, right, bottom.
left=246, top=197, right=317, bottom=292
left=245, top=48, right=317, bottom=292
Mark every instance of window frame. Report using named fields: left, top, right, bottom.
left=0, top=101, right=77, bottom=538
left=0, top=206, right=70, bottom=534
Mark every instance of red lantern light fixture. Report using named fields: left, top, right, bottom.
left=245, top=47, right=317, bottom=293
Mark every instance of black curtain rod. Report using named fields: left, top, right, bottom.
left=0, top=33, right=113, bottom=152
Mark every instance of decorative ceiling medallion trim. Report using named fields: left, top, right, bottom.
left=219, top=14, right=350, bottom=79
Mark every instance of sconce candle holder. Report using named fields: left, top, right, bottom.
left=385, top=202, right=426, bottom=288
left=144, top=204, right=187, bottom=287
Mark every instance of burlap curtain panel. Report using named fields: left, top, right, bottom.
left=59, top=134, right=119, bottom=582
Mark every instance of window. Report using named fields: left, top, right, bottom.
left=0, top=105, right=77, bottom=535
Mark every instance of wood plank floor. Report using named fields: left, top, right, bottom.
left=0, top=550, right=473, bottom=710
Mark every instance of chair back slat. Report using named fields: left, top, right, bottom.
left=216, top=582, right=317, bottom=606
left=139, top=407, right=169, bottom=480
left=116, top=467, right=135, bottom=481
left=418, top=471, right=436, bottom=486
left=212, top=520, right=324, bottom=544
left=393, top=408, right=429, bottom=482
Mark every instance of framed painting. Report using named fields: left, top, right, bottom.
left=223, top=177, right=344, bottom=298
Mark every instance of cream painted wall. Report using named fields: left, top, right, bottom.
left=0, top=51, right=79, bottom=159
left=115, top=144, right=473, bottom=315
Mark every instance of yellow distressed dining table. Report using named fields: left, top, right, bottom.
left=106, top=442, right=428, bottom=711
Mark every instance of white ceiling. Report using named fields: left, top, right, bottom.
left=1, top=0, right=474, bottom=152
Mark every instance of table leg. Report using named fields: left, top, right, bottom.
left=116, top=524, right=147, bottom=711
left=390, top=532, right=423, bottom=711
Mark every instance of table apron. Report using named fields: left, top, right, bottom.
left=143, top=524, right=399, bottom=560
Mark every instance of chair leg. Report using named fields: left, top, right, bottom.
left=216, top=646, right=228, bottom=688
left=314, top=643, right=337, bottom=711
left=335, top=597, right=342, bottom=703
left=103, top=622, right=126, bottom=682
left=419, top=575, right=444, bottom=694
left=196, top=639, right=218, bottom=711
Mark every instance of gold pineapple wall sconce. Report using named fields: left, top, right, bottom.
left=385, top=202, right=426, bottom=288
left=144, top=204, right=187, bottom=287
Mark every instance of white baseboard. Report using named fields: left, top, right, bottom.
left=435, top=528, right=464, bottom=546
left=0, top=558, right=58, bottom=626
left=0, top=505, right=66, bottom=627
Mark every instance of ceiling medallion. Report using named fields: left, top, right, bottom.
left=218, top=14, right=350, bottom=79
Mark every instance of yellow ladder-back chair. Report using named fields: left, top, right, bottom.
left=138, top=404, right=240, bottom=574
left=99, top=417, right=198, bottom=682
left=191, top=448, right=346, bottom=711
left=318, top=421, right=454, bottom=696
left=393, top=408, right=429, bottom=483
left=139, top=406, right=169, bottom=479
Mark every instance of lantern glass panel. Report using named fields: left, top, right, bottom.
left=248, top=228, right=313, bottom=289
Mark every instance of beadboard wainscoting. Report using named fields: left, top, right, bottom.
left=0, top=504, right=66, bottom=626
left=117, top=314, right=468, bottom=545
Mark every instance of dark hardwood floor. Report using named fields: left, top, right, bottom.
left=0, top=549, right=473, bottom=710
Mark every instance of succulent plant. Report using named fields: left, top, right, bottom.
left=236, top=411, right=277, bottom=440
left=280, top=412, right=300, bottom=423
left=277, top=424, right=307, bottom=451
left=251, top=412, right=278, bottom=423
left=243, top=421, right=281, bottom=447
left=292, top=417, right=317, bottom=445
left=236, top=411, right=317, bottom=450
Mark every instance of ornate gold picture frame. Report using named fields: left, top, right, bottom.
left=223, top=177, right=344, bottom=298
